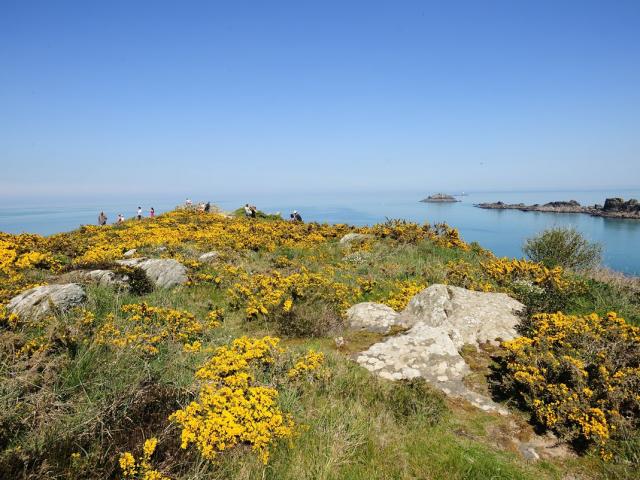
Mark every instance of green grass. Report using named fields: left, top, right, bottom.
left=2, top=226, right=639, bottom=479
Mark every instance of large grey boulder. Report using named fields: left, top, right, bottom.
left=401, top=284, right=524, bottom=348
left=339, top=233, right=373, bottom=245
left=8, top=283, right=86, bottom=319
left=346, top=302, right=400, bottom=334
left=350, top=284, right=524, bottom=414
left=116, top=258, right=188, bottom=289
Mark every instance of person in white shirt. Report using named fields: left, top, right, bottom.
left=137, top=207, right=143, bottom=220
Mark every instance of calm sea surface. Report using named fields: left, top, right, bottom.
left=1, top=189, right=639, bottom=275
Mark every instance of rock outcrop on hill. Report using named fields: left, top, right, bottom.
left=475, top=197, right=640, bottom=219
left=350, top=284, right=525, bottom=414
left=8, top=283, right=87, bottom=319
left=62, top=269, right=129, bottom=288
left=399, top=284, right=525, bottom=348
left=116, top=258, right=188, bottom=288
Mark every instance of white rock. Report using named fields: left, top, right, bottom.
left=346, top=302, right=399, bottom=334
left=8, top=284, right=86, bottom=319
left=69, top=269, right=128, bottom=288
left=116, top=258, right=188, bottom=289
left=403, top=284, right=525, bottom=348
left=123, top=249, right=137, bottom=258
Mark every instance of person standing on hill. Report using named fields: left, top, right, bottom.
left=293, top=210, right=302, bottom=222
left=244, top=204, right=252, bottom=218
left=98, top=211, right=107, bottom=225
left=117, top=214, right=125, bottom=224
left=204, top=202, right=211, bottom=213
left=150, top=207, right=155, bottom=218
left=137, top=206, right=143, bottom=220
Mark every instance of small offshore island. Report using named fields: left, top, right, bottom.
left=420, top=193, right=461, bottom=203
left=475, top=197, right=640, bottom=220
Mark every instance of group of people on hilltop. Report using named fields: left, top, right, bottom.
left=97, top=206, right=155, bottom=226
left=99, top=201, right=303, bottom=226
left=185, top=198, right=211, bottom=213
left=243, top=203, right=303, bottom=222
left=243, top=204, right=257, bottom=218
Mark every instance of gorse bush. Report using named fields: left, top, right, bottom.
left=523, top=227, right=602, bottom=271
left=495, top=311, right=640, bottom=459
left=169, top=336, right=324, bottom=465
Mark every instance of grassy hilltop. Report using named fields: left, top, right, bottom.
left=1, top=208, right=639, bottom=479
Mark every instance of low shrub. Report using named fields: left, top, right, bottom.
left=523, top=227, right=602, bottom=271
left=118, top=265, right=154, bottom=296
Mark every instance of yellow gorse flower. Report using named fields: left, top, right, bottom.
left=170, top=336, right=294, bottom=464
left=288, top=350, right=325, bottom=379
left=501, top=311, right=640, bottom=458
left=119, top=437, right=168, bottom=479
left=95, top=303, right=221, bottom=355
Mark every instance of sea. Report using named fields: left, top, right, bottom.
left=1, top=189, right=639, bottom=276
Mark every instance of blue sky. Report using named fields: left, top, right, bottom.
left=1, top=0, right=639, bottom=198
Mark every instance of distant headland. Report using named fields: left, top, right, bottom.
left=475, top=197, right=640, bottom=220
left=420, top=193, right=461, bottom=203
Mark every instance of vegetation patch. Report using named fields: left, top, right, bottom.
left=495, top=311, right=640, bottom=459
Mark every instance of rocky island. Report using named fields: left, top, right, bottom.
left=421, top=193, right=461, bottom=203
left=475, top=197, right=640, bottom=219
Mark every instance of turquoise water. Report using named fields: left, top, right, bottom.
left=1, top=189, right=639, bottom=275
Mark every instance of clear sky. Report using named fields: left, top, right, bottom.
left=1, top=0, right=639, bottom=198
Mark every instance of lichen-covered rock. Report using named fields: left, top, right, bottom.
left=8, top=283, right=86, bottom=319
left=64, top=269, right=128, bottom=288
left=346, top=302, right=400, bottom=334
left=356, top=323, right=507, bottom=414
left=116, top=258, right=187, bottom=289
left=403, top=284, right=524, bottom=348
left=123, top=249, right=137, bottom=258
left=350, top=284, right=524, bottom=414
left=339, top=233, right=373, bottom=245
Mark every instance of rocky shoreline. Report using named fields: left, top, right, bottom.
left=475, top=198, right=640, bottom=219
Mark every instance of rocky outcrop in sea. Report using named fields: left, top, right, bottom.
left=420, top=193, right=460, bottom=203
left=475, top=197, right=640, bottom=219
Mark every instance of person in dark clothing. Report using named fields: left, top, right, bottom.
left=292, top=210, right=302, bottom=222
left=204, top=202, right=211, bottom=213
